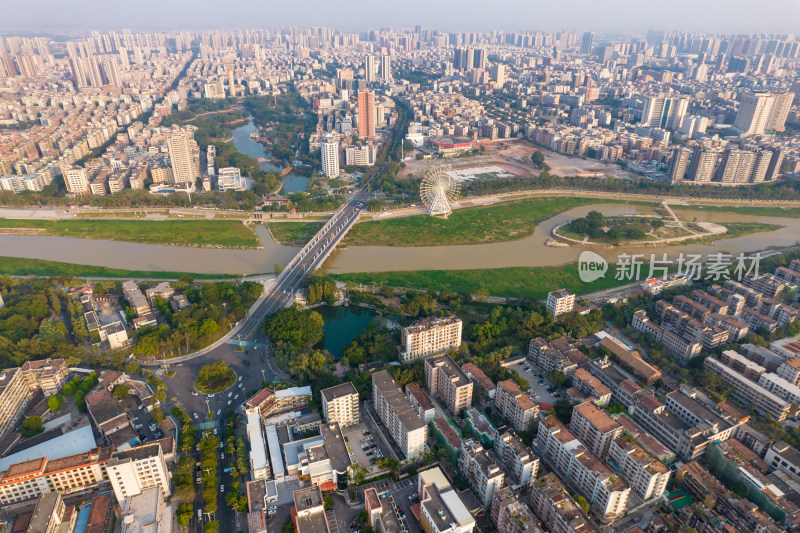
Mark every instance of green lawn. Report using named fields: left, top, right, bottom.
left=330, top=262, right=646, bottom=300
left=0, top=256, right=233, bottom=279
left=0, top=219, right=260, bottom=248
left=719, top=222, right=782, bottom=238
left=266, top=222, right=325, bottom=246
left=345, top=197, right=632, bottom=247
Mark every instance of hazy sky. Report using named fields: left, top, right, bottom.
left=3, top=0, right=799, bottom=34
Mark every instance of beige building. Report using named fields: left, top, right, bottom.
left=321, top=382, right=360, bottom=427
left=424, top=354, right=473, bottom=415
left=491, top=487, right=541, bottom=533
left=401, top=316, right=462, bottom=362
left=703, top=357, right=791, bottom=422
left=0, top=359, right=67, bottom=440
left=167, top=132, right=196, bottom=184
left=495, top=380, right=538, bottom=433
left=293, top=486, right=331, bottom=533
left=607, top=436, right=670, bottom=501
left=547, top=289, right=575, bottom=318
left=569, top=401, right=622, bottom=460
left=458, top=439, right=505, bottom=507
left=371, top=371, right=427, bottom=458
left=106, top=443, right=171, bottom=502
left=529, top=472, right=598, bottom=533
left=0, top=447, right=112, bottom=505
left=27, top=492, right=66, bottom=533
left=537, top=416, right=630, bottom=522
left=495, top=430, right=539, bottom=487
left=63, top=166, right=90, bottom=194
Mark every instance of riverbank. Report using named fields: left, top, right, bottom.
left=0, top=256, right=235, bottom=279
left=329, top=263, right=646, bottom=300
left=0, top=218, right=261, bottom=248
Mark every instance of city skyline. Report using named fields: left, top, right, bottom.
left=3, top=0, right=800, bottom=34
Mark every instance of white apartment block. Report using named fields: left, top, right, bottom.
left=401, top=316, right=462, bottom=362
left=607, top=437, right=670, bottom=501
left=537, top=416, right=630, bottom=521
left=776, top=357, right=800, bottom=385
left=424, top=354, right=473, bottom=415
left=458, top=439, right=505, bottom=507
left=703, top=357, right=791, bottom=422
left=63, top=166, right=90, bottom=194
left=345, top=144, right=377, bottom=166
left=758, top=372, right=800, bottom=404
left=569, top=401, right=622, bottom=461
left=495, top=430, right=540, bottom=488
left=547, top=289, right=575, bottom=318
left=106, top=443, right=171, bottom=502
left=0, top=359, right=68, bottom=440
left=495, top=380, right=538, bottom=433
left=321, top=134, right=340, bottom=178
left=634, top=391, right=740, bottom=461
left=217, top=166, right=247, bottom=191
left=0, top=448, right=112, bottom=505
left=764, top=441, right=800, bottom=482
left=371, top=371, right=427, bottom=459
left=321, top=382, right=360, bottom=427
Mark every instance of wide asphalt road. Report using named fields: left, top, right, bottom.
left=160, top=194, right=369, bottom=419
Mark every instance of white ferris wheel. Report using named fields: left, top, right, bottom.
left=420, top=166, right=459, bottom=217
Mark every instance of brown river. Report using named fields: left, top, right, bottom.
left=1, top=204, right=799, bottom=275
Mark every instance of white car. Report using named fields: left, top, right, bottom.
left=193, top=413, right=199, bottom=419
left=227, top=392, right=232, bottom=398
left=227, top=400, right=231, bottom=406
left=238, top=376, right=243, bottom=382
left=234, top=394, right=239, bottom=399
left=216, top=409, right=221, bottom=415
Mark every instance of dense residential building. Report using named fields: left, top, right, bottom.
left=462, top=363, right=496, bottom=399
left=424, top=354, right=473, bottom=415
left=536, top=415, right=630, bottom=521
left=607, top=436, right=670, bottom=501
left=495, top=430, right=540, bottom=487
left=764, top=441, right=800, bottom=481
left=458, top=439, right=505, bottom=507
left=495, top=380, right=538, bottom=433
left=401, top=316, right=462, bottom=362
left=371, top=370, right=427, bottom=458
left=703, top=357, right=791, bottom=421
left=530, top=472, right=598, bottom=533
left=166, top=132, right=196, bottom=185
left=491, top=486, right=543, bottom=533
left=570, top=369, right=612, bottom=406
left=405, top=382, right=436, bottom=423
left=321, top=382, right=360, bottom=427
left=634, top=390, right=740, bottom=461
left=106, top=443, right=171, bottom=502
left=547, top=289, right=575, bottom=318
left=0, top=359, right=68, bottom=440
left=569, top=401, right=622, bottom=460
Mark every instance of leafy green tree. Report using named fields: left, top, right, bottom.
left=176, top=503, right=194, bottom=529
left=48, top=395, right=63, bottom=412
left=125, top=360, right=141, bottom=375
left=547, top=371, right=567, bottom=389
left=112, top=384, right=130, bottom=398
left=203, top=521, right=219, bottom=533
left=21, top=416, right=43, bottom=438
left=262, top=307, right=324, bottom=348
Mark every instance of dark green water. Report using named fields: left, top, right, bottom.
left=315, top=305, right=377, bottom=358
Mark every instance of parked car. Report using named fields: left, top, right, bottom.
left=220, top=485, right=224, bottom=492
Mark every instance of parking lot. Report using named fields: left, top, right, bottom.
left=358, top=477, right=420, bottom=533
left=505, top=360, right=559, bottom=405
left=340, top=418, right=392, bottom=472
